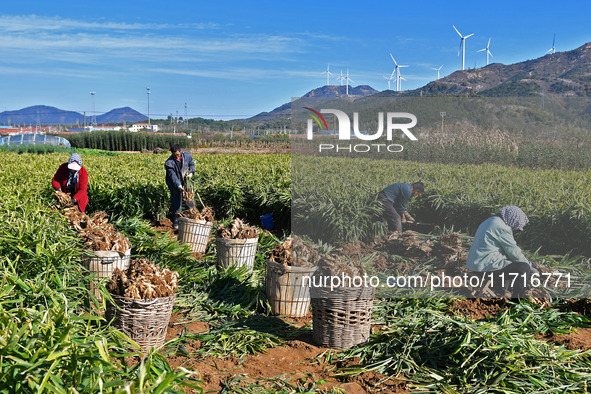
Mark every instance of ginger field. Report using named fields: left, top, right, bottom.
left=1, top=150, right=591, bottom=393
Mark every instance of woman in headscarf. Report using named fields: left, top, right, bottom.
left=52, top=153, right=89, bottom=212
left=466, top=206, right=538, bottom=299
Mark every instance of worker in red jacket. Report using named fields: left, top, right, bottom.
left=52, top=153, right=89, bottom=212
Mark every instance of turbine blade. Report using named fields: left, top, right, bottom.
left=477, top=48, right=485, bottom=52
left=453, top=24, right=461, bottom=37
left=465, top=33, right=474, bottom=39
left=487, top=37, right=491, bottom=48
left=390, top=52, right=398, bottom=65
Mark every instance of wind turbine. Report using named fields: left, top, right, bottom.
left=323, top=64, right=334, bottom=86
left=389, top=53, right=408, bottom=91
left=477, top=38, right=493, bottom=66
left=431, top=64, right=444, bottom=80
left=90, top=91, right=96, bottom=126
left=345, top=69, right=354, bottom=96
left=383, top=70, right=395, bottom=90
left=453, top=25, right=474, bottom=70
left=398, top=75, right=407, bottom=91
left=546, top=34, right=556, bottom=54
left=337, top=70, right=345, bottom=86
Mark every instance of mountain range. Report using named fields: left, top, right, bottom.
left=2, top=41, right=591, bottom=126
left=249, top=41, right=591, bottom=122
left=0, top=106, right=147, bottom=126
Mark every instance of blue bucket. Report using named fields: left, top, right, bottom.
left=260, top=213, right=275, bottom=230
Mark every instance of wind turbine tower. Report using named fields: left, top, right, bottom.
left=345, top=69, right=354, bottom=96
left=431, top=65, right=444, bottom=80
left=546, top=34, right=556, bottom=54
left=453, top=25, right=474, bottom=70
left=398, top=75, right=407, bottom=91
left=90, top=91, right=96, bottom=126
left=337, top=70, right=345, bottom=86
left=323, top=64, right=334, bottom=86
left=477, top=38, right=493, bottom=66
left=383, top=70, right=395, bottom=90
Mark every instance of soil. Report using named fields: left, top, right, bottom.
left=164, top=313, right=408, bottom=393
left=537, top=328, right=591, bottom=351
left=450, top=298, right=509, bottom=320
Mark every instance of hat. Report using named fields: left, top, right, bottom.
left=67, top=153, right=82, bottom=171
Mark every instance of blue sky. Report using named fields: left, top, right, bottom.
left=1, top=0, right=590, bottom=120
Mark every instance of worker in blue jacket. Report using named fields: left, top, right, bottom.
left=378, top=182, right=424, bottom=232
left=467, top=205, right=539, bottom=299
left=165, top=144, right=196, bottom=229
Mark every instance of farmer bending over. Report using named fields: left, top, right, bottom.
left=52, top=153, right=89, bottom=212
left=165, top=144, right=196, bottom=229
left=378, top=182, right=424, bottom=232
left=466, top=205, right=539, bottom=299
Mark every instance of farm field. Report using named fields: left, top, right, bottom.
left=1, top=149, right=591, bottom=393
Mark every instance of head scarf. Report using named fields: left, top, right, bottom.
left=67, top=153, right=82, bottom=189
left=498, top=206, right=529, bottom=231
left=68, top=153, right=82, bottom=167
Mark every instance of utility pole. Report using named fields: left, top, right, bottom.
left=146, top=87, right=151, bottom=130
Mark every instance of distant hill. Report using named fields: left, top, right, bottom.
left=416, top=42, right=591, bottom=97
left=0, top=105, right=84, bottom=125
left=302, top=85, right=378, bottom=98
left=96, top=107, right=147, bottom=123
left=248, top=85, right=378, bottom=121
left=0, top=105, right=147, bottom=125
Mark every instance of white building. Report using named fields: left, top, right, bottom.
left=128, top=123, right=159, bottom=132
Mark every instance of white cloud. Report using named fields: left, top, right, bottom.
left=0, top=15, right=219, bottom=32
left=148, top=67, right=320, bottom=81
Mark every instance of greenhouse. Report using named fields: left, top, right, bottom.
left=0, top=133, right=71, bottom=147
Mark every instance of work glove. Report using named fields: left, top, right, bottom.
left=530, top=265, right=540, bottom=275
left=178, top=185, right=184, bottom=192
left=56, top=188, right=62, bottom=193
left=187, top=172, right=193, bottom=178
left=71, top=198, right=77, bottom=206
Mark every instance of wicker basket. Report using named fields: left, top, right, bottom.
left=106, top=294, right=175, bottom=352
left=266, top=261, right=317, bottom=317
left=177, top=218, right=212, bottom=254
left=84, top=248, right=131, bottom=300
left=311, top=286, right=375, bottom=349
left=215, top=237, right=258, bottom=271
